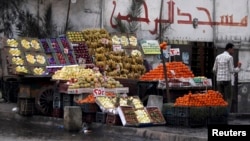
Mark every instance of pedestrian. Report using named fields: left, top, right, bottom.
left=212, top=43, right=241, bottom=112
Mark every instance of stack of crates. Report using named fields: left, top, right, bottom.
left=62, top=94, right=74, bottom=108
left=52, top=85, right=62, bottom=118
left=106, top=113, right=122, bottom=126
left=174, top=106, right=208, bottom=127
left=96, top=112, right=107, bottom=124
left=162, top=103, right=176, bottom=126
left=162, top=103, right=208, bottom=127
left=207, top=106, right=228, bottom=125
left=18, top=97, right=35, bottom=116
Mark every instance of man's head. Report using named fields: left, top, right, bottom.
left=225, top=43, right=234, bottom=55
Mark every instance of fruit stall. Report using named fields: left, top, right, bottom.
left=0, top=37, right=78, bottom=115
left=0, top=28, right=224, bottom=128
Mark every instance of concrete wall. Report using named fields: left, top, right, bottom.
left=22, top=0, right=250, bottom=43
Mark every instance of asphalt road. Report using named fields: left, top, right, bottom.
left=0, top=117, right=161, bottom=141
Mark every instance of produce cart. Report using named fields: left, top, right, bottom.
left=137, top=80, right=212, bottom=103
left=1, top=37, right=78, bottom=116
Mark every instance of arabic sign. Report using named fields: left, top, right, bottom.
left=140, top=40, right=161, bottom=55
left=106, top=0, right=249, bottom=42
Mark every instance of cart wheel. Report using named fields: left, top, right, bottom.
left=35, top=87, right=54, bottom=115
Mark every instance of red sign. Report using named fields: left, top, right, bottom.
left=93, top=88, right=106, bottom=97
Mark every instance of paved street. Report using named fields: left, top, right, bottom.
left=0, top=117, right=157, bottom=141
left=1, top=102, right=250, bottom=141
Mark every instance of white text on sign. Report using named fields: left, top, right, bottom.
left=93, top=88, right=106, bottom=97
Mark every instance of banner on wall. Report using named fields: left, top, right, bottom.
left=140, top=40, right=161, bottom=55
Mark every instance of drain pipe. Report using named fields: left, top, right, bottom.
left=212, top=0, right=217, bottom=90
left=100, top=0, right=104, bottom=28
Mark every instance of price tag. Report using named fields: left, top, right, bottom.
left=112, top=44, right=123, bottom=51
left=203, top=79, right=212, bottom=86
left=93, top=88, right=106, bottom=97
left=170, top=48, right=180, bottom=56
left=64, top=48, right=69, bottom=54
left=203, top=79, right=209, bottom=86
left=101, top=38, right=109, bottom=44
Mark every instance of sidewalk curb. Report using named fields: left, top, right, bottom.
left=0, top=109, right=207, bottom=141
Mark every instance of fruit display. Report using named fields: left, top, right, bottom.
left=134, top=108, right=152, bottom=124
left=146, top=107, right=166, bottom=125
left=81, top=29, right=145, bottom=79
left=31, top=66, right=46, bottom=75
left=52, top=65, right=94, bottom=80
left=6, top=39, right=18, bottom=47
left=174, top=90, right=228, bottom=107
left=82, top=28, right=112, bottom=50
left=111, top=33, right=138, bottom=48
left=140, top=61, right=195, bottom=81
left=96, top=96, right=116, bottom=109
left=72, top=43, right=93, bottom=64
left=20, top=38, right=43, bottom=51
left=40, top=39, right=58, bottom=66
left=66, top=31, right=85, bottom=43
left=131, top=97, right=144, bottom=109
left=7, top=48, right=22, bottom=56
left=117, top=106, right=139, bottom=126
left=24, top=53, right=47, bottom=66
left=11, top=56, right=25, bottom=65
left=14, top=65, right=29, bottom=74
left=50, top=38, right=68, bottom=64
left=52, top=65, right=124, bottom=89
left=128, top=34, right=138, bottom=47
left=59, top=37, right=77, bottom=64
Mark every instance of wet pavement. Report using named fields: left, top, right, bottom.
left=1, top=102, right=250, bottom=141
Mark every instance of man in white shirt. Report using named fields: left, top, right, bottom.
left=212, top=43, right=241, bottom=112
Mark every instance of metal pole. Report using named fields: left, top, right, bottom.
left=159, top=0, right=170, bottom=102
left=65, top=0, right=71, bottom=33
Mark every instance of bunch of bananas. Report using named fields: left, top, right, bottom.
left=36, top=55, right=46, bottom=64
left=12, top=57, right=24, bottom=65
left=15, top=66, right=28, bottom=73
left=9, top=48, right=21, bottom=56
left=7, top=39, right=18, bottom=47
left=31, top=40, right=40, bottom=50
left=21, top=39, right=31, bottom=49
left=33, top=67, right=45, bottom=75
left=129, top=35, right=137, bottom=46
left=26, top=54, right=36, bottom=64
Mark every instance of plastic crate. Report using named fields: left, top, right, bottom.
left=82, top=112, right=96, bottom=123
left=175, top=106, right=209, bottom=119
left=175, top=117, right=206, bottom=127
left=62, top=94, right=74, bottom=107
left=18, top=97, right=36, bottom=116
left=209, top=106, right=228, bottom=117
left=96, top=112, right=107, bottom=124
left=162, top=103, right=175, bottom=116
left=207, top=116, right=228, bottom=125
left=53, top=100, right=61, bottom=109
left=164, top=115, right=178, bottom=126
left=79, top=103, right=99, bottom=113
left=174, top=106, right=190, bottom=117
left=52, top=108, right=63, bottom=118
left=106, top=114, right=122, bottom=126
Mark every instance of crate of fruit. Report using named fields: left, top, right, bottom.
left=117, top=106, right=139, bottom=127
left=134, top=108, right=153, bottom=127
left=146, top=106, right=166, bottom=125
